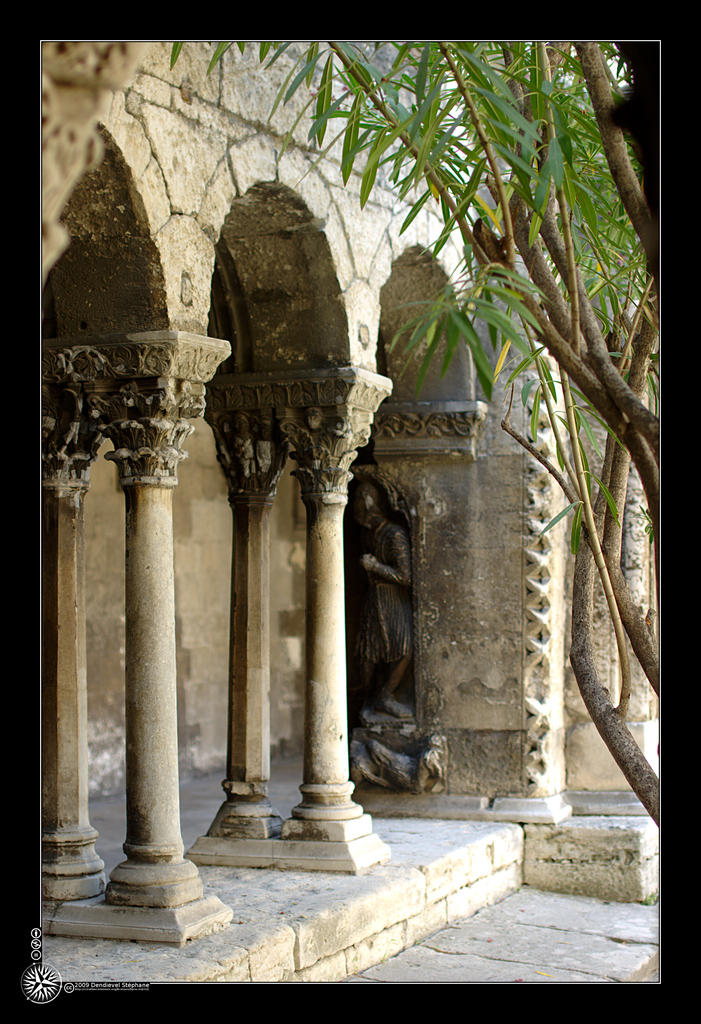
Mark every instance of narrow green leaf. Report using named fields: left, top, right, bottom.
left=208, top=42, right=233, bottom=74
left=285, top=47, right=326, bottom=105
left=415, top=43, right=431, bottom=108
left=541, top=500, right=582, bottom=536
left=314, top=54, right=335, bottom=147
left=570, top=501, right=583, bottom=554
left=576, top=406, right=602, bottom=458
left=170, top=42, right=184, bottom=69
left=530, top=385, right=541, bottom=442
left=399, top=188, right=432, bottom=235
left=447, top=308, right=493, bottom=400
left=341, top=91, right=363, bottom=184
left=549, top=135, right=564, bottom=188
left=521, top=376, right=540, bottom=406
left=506, top=346, right=546, bottom=384
left=590, top=473, right=620, bottom=525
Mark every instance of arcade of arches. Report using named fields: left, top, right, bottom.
left=41, top=42, right=658, bottom=943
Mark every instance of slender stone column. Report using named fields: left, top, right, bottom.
left=190, top=401, right=288, bottom=848
left=41, top=379, right=105, bottom=900
left=277, top=369, right=392, bottom=858
left=43, top=332, right=232, bottom=941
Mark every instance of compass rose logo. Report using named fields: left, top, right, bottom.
left=21, top=962, right=62, bottom=1003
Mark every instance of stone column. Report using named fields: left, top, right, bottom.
left=189, top=399, right=288, bottom=854
left=43, top=332, right=233, bottom=943
left=276, top=369, right=393, bottom=869
left=41, top=377, right=105, bottom=901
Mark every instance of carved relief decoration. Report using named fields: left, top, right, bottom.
left=522, top=384, right=565, bottom=796
left=206, top=369, right=391, bottom=499
left=278, top=406, right=373, bottom=498
left=85, top=380, right=204, bottom=485
left=373, top=407, right=485, bottom=440
left=42, top=382, right=104, bottom=493
left=42, top=334, right=230, bottom=387
left=207, top=406, right=289, bottom=498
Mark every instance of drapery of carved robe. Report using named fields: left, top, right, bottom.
left=355, top=521, right=413, bottom=664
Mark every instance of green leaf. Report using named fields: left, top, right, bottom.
left=447, top=308, right=493, bottom=400
left=170, top=42, right=184, bottom=69
left=576, top=406, right=603, bottom=458
left=284, top=46, right=326, bottom=105
left=506, top=346, right=546, bottom=384
left=341, top=91, right=364, bottom=184
left=541, top=500, right=582, bottom=536
left=530, top=384, right=541, bottom=442
left=314, top=54, right=335, bottom=147
left=521, top=376, right=540, bottom=406
left=570, top=501, right=583, bottom=553
left=589, top=473, right=620, bottom=525
left=208, top=42, right=234, bottom=74
left=548, top=135, right=564, bottom=188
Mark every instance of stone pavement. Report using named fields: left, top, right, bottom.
left=40, top=762, right=659, bottom=986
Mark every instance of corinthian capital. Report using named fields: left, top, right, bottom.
left=42, top=331, right=230, bottom=487
left=206, top=367, right=391, bottom=500
left=42, top=381, right=104, bottom=496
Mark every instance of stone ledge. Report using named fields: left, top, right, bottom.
left=524, top=816, right=659, bottom=902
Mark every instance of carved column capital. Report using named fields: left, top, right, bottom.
left=207, top=367, right=391, bottom=500
left=205, top=391, right=288, bottom=500
left=42, top=381, right=104, bottom=498
left=43, top=331, right=230, bottom=487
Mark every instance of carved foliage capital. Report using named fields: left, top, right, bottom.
left=85, top=378, right=204, bottom=486
left=42, top=382, right=103, bottom=491
left=278, top=405, right=373, bottom=498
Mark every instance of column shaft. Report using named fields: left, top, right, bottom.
left=105, top=483, right=202, bottom=908
left=42, top=483, right=105, bottom=900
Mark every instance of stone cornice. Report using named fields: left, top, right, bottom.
left=42, top=331, right=231, bottom=387
left=206, top=366, right=392, bottom=417
left=372, top=400, right=488, bottom=459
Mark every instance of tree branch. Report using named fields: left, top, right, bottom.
left=570, top=538, right=659, bottom=823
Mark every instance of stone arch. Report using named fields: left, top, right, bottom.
left=377, top=245, right=475, bottom=402
left=210, top=181, right=351, bottom=372
left=42, top=126, right=169, bottom=339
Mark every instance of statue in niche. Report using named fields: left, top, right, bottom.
left=353, top=476, right=414, bottom=719
left=350, top=734, right=446, bottom=794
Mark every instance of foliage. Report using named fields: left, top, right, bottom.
left=172, top=41, right=659, bottom=822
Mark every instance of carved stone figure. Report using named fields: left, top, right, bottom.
left=353, top=478, right=414, bottom=719
left=350, top=735, right=445, bottom=793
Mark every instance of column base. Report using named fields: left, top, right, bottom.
left=43, top=894, right=232, bottom=946
left=204, top=795, right=283, bottom=840
left=106, top=854, right=204, bottom=908
left=186, top=824, right=391, bottom=874
left=42, top=828, right=106, bottom=901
